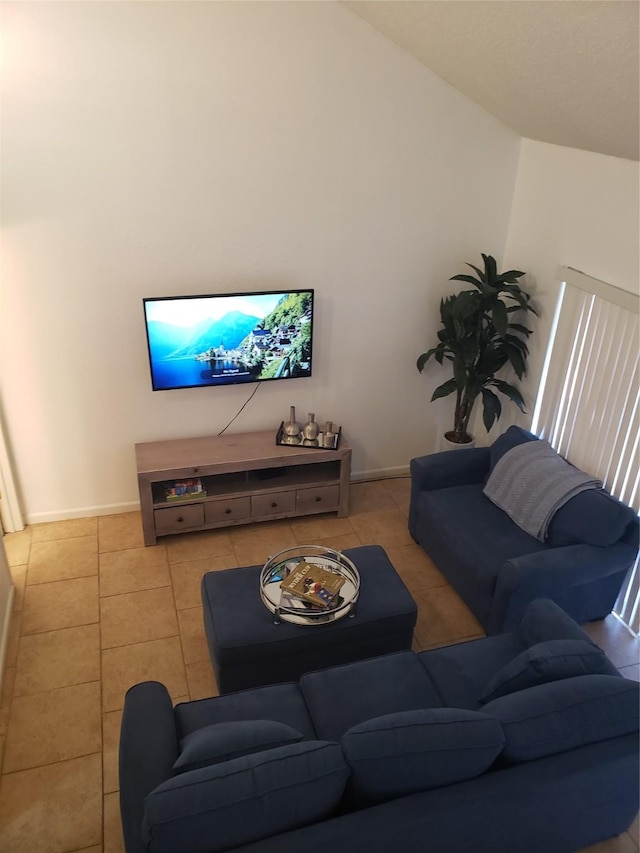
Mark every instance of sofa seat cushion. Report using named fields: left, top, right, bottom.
left=174, top=682, right=316, bottom=741
left=546, top=489, right=637, bottom=548
left=479, top=639, right=620, bottom=705
left=419, top=633, right=525, bottom=709
left=143, top=741, right=350, bottom=853
left=483, top=674, right=640, bottom=764
left=301, top=651, right=443, bottom=741
left=418, top=485, right=548, bottom=588
left=341, top=708, right=504, bottom=806
left=173, top=720, right=305, bottom=773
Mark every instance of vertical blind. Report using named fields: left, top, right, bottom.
left=531, top=266, right=639, bottom=632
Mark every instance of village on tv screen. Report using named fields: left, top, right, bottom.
left=143, top=289, right=314, bottom=391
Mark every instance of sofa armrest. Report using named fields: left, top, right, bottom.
left=120, top=681, right=180, bottom=853
left=410, top=448, right=490, bottom=492
left=488, top=542, right=637, bottom=635
left=515, top=598, right=601, bottom=647
left=621, top=517, right=640, bottom=550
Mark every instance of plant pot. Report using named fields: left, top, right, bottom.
left=440, top=432, right=476, bottom=451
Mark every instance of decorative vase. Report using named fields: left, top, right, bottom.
left=282, top=406, right=301, bottom=444
left=302, top=413, right=319, bottom=446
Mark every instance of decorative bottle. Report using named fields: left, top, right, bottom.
left=302, top=413, right=319, bottom=446
left=282, top=406, right=301, bottom=444
left=322, top=421, right=336, bottom=448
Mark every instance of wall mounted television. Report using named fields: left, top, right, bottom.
left=143, top=289, right=314, bottom=391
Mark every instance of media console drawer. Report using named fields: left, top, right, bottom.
left=251, top=491, right=296, bottom=517
left=205, top=497, right=251, bottom=524
left=136, top=431, right=351, bottom=546
left=296, top=484, right=340, bottom=512
left=154, top=503, right=204, bottom=534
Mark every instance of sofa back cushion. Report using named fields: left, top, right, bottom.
left=482, top=674, right=639, bottom=764
left=489, top=426, right=538, bottom=473
left=301, top=651, right=443, bottom=741
left=172, top=720, right=305, bottom=773
left=489, top=427, right=635, bottom=548
left=546, top=488, right=637, bottom=547
left=143, top=741, right=349, bottom=853
left=478, top=639, right=619, bottom=705
left=341, top=708, right=504, bottom=806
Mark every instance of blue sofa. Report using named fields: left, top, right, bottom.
left=409, top=426, right=639, bottom=634
left=119, top=599, right=639, bottom=853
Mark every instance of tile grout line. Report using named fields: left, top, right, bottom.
left=166, top=543, right=191, bottom=703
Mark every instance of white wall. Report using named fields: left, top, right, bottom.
left=493, top=139, right=640, bottom=438
left=0, top=1, right=520, bottom=522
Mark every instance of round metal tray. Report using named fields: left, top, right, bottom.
left=260, top=545, right=360, bottom=626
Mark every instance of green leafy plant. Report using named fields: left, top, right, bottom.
left=417, top=254, right=536, bottom=444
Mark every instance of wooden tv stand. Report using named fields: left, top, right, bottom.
left=135, top=430, right=352, bottom=546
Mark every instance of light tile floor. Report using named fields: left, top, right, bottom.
left=0, top=478, right=638, bottom=852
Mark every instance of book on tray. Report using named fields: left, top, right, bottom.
left=279, top=561, right=345, bottom=608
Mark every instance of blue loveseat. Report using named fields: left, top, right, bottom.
left=119, top=599, right=639, bottom=853
left=409, top=426, right=639, bottom=634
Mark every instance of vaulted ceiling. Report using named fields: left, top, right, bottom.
left=345, top=1, right=639, bottom=161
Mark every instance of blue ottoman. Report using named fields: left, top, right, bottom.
left=201, top=544, right=418, bottom=694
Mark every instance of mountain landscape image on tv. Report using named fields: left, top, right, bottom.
left=143, top=289, right=314, bottom=390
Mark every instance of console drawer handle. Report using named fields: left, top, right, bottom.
left=271, top=501, right=278, bottom=508
left=177, top=516, right=184, bottom=523
left=225, top=508, right=231, bottom=514
left=315, top=496, right=322, bottom=502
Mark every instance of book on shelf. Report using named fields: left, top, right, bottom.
left=280, top=561, right=345, bottom=608
left=165, top=479, right=206, bottom=501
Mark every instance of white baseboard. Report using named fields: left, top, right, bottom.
left=351, top=465, right=410, bottom=481
left=25, top=500, right=141, bottom=525
left=0, top=584, right=15, bottom=696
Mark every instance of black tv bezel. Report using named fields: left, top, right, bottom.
left=142, top=288, right=315, bottom=392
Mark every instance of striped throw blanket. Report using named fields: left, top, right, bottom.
left=483, top=439, right=601, bottom=542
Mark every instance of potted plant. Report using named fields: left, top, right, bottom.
left=417, top=253, right=536, bottom=445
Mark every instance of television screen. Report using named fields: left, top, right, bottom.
left=143, top=289, right=314, bottom=391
